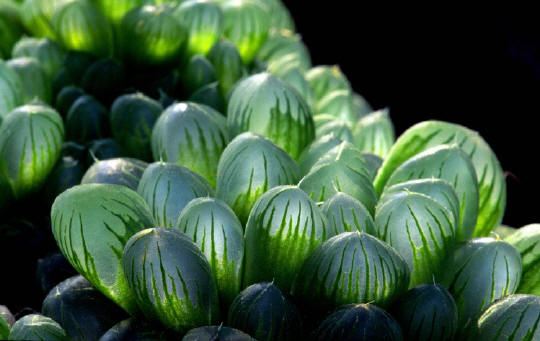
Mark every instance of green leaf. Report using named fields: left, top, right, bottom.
left=81, top=158, right=148, bottom=191
left=52, top=0, right=113, bottom=57
left=298, top=141, right=376, bottom=214
left=297, top=133, right=342, bottom=175
left=173, top=0, right=223, bottom=57
left=292, top=232, right=410, bottom=312
left=51, top=183, right=156, bottom=314
left=221, top=0, right=269, bottom=64
left=151, top=102, right=228, bottom=187
left=0, top=59, right=24, bottom=120
left=505, top=224, right=540, bottom=296
left=110, top=93, right=163, bottom=162
left=8, top=314, right=68, bottom=341
left=389, top=284, right=458, bottom=341
left=228, top=282, right=303, bottom=341
left=476, top=294, right=540, bottom=341
left=207, top=40, right=245, bottom=98
left=374, top=120, right=506, bottom=238
left=257, top=29, right=311, bottom=72
left=137, top=162, right=215, bottom=227
left=122, top=228, right=220, bottom=334
left=183, top=325, right=255, bottom=341
left=375, top=191, right=455, bottom=287
left=444, top=238, right=522, bottom=336
left=243, top=185, right=329, bottom=291
left=12, top=37, right=66, bottom=79
left=42, top=275, right=128, bottom=341
left=7, top=57, right=52, bottom=104
left=320, top=192, right=377, bottom=236
left=380, top=178, right=461, bottom=232
left=118, top=4, right=187, bottom=66
left=176, top=197, right=244, bottom=307
left=383, top=144, right=478, bottom=241
left=216, top=132, right=299, bottom=225
left=314, top=90, right=357, bottom=126
left=305, top=65, right=351, bottom=105
left=227, top=72, right=315, bottom=160
left=313, top=303, right=403, bottom=341
left=352, top=108, right=395, bottom=158
left=0, top=103, right=64, bottom=199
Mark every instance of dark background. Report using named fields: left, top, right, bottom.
left=283, top=4, right=540, bottom=228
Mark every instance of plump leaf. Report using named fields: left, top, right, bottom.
left=228, top=282, right=303, bottom=341
left=227, top=72, right=315, bottom=160
left=257, top=0, right=295, bottom=31
left=243, top=185, right=329, bottom=291
left=505, top=224, right=540, bottom=296
left=320, top=192, right=376, bottom=236
left=272, top=66, right=314, bottom=108
left=12, top=37, right=66, bottom=80
left=380, top=178, right=461, bottom=231
left=137, top=162, right=215, bottom=227
left=362, top=152, right=383, bottom=180
left=313, top=303, right=403, bottom=341
left=20, top=0, right=72, bottom=39
left=221, top=0, right=269, bottom=63
left=151, top=102, right=228, bottom=187
left=93, top=0, right=145, bottom=23
left=299, top=142, right=377, bottom=214
left=316, top=119, right=354, bottom=142
left=182, top=325, right=255, bottom=341
left=352, top=92, right=373, bottom=118
left=352, top=108, right=395, bottom=158
left=42, top=275, right=128, bottom=341
left=99, top=318, right=172, bottom=341
left=65, top=94, right=109, bottom=143
left=86, top=139, right=126, bottom=165
left=81, top=58, right=126, bottom=105
left=189, top=81, right=225, bottom=113
left=119, top=5, right=187, bottom=66
left=297, top=134, right=342, bottom=175
left=383, top=145, right=478, bottom=241
left=216, top=132, right=299, bottom=225
left=51, top=184, right=156, bottom=314
left=42, top=156, right=85, bottom=205
left=292, top=232, right=410, bottom=313
left=122, top=228, right=220, bottom=334
left=389, top=284, right=458, bottom=341
left=493, top=224, right=516, bottom=239
left=305, top=65, right=351, bottom=105
left=375, top=191, right=456, bottom=287
left=54, top=85, right=84, bottom=118
left=444, top=238, right=522, bottom=336
left=314, top=90, right=357, bottom=126
left=0, top=103, right=64, bottom=199
left=7, top=57, right=52, bottom=104
left=0, top=314, right=9, bottom=340
left=52, top=0, right=113, bottom=57
left=176, top=197, right=244, bottom=307
left=0, top=60, right=24, bottom=121
left=476, top=294, right=540, bottom=341
left=181, top=55, right=218, bottom=95
left=207, top=40, right=245, bottom=98
left=374, top=120, right=506, bottom=238
left=8, top=314, right=68, bottom=341
left=110, top=93, right=163, bottom=162
left=257, top=29, right=311, bottom=72
left=173, top=0, right=223, bottom=56
left=81, top=158, right=148, bottom=191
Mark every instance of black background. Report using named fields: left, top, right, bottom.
left=282, top=4, right=540, bottom=229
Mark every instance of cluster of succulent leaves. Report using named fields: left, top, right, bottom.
left=1, top=0, right=540, bottom=340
